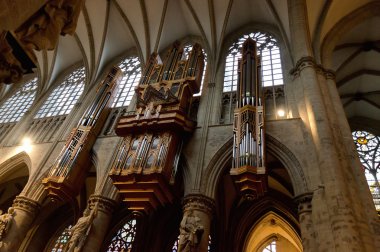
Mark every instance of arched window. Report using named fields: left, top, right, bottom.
left=223, top=32, right=283, bottom=92
left=262, top=240, right=276, bottom=252
left=35, top=67, right=85, bottom=118
left=112, top=57, right=141, bottom=108
left=50, top=224, right=72, bottom=252
left=0, top=77, right=37, bottom=123
left=106, top=219, right=137, bottom=251
left=352, top=130, right=380, bottom=211
left=221, top=32, right=285, bottom=122
left=183, top=44, right=207, bottom=96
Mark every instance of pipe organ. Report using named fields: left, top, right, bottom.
left=42, top=67, right=122, bottom=202
left=230, top=38, right=267, bottom=200
left=109, top=42, right=204, bottom=213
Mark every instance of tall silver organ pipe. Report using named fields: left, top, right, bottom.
left=230, top=38, right=267, bottom=200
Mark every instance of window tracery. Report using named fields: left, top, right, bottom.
left=35, top=67, right=85, bottom=119
left=223, top=31, right=283, bottom=92
left=221, top=32, right=285, bottom=123
left=112, top=57, right=141, bottom=108
left=0, top=77, right=37, bottom=123
left=106, top=219, right=137, bottom=251
left=352, top=130, right=380, bottom=211
left=50, top=224, right=72, bottom=252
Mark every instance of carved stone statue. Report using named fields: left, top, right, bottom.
left=154, top=104, right=162, bottom=118
left=0, top=207, right=15, bottom=246
left=15, top=0, right=84, bottom=51
left=0, top=33, right=23, bottom=84
left=178, top=210, right=204, bottom=252
left=66, top=205, right=97, bottom=252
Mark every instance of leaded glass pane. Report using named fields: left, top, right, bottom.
left=112, top=57, right=141, bottom=108
left=106, top=219, right=137, bottom=251
left=352, top=131, right=380, bottom=211
left=223, top=32, right=283, bottom=92
left=263, top=240, right=276, bottom=252
left=0, top=78, right=37, bottom=123
left=35, top=67, right=85, bottom=118
left=51, top=225, right=72, bottom=252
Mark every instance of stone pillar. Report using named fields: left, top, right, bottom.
left=178, top=194, right=215, bottom=252
left=288, top=0, right=365, bottom=250
left=294, top=193, right=315, bottom=252
left=82, top=195, right=117, bottom=252
left=0, top=196, right=40, bottom=252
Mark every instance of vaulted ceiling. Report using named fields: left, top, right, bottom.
left=2, top=0, right=379, bottom=125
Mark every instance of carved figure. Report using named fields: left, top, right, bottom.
left=0, top=33, right=23, bottom=84
left=178, top=210, right=204, bottom=252
left=0, top=207, right=15, bottom=246
left=135, top=107, right=143, bottom=119
left=154, top=104, right=162, bottom=118
left=15, top=0, right=84, bottom=50
left=144, top=102, right=155, bottom=119
left=67, top=205, right=97, bottom=252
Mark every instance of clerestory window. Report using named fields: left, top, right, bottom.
left=112, top=57, right=141, bottom=108
left=35, top=67, right=85, bottom=119
left=0, top=77, right=37, bottom=123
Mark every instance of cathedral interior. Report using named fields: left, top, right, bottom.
left=0, top=0, right=379, bottom=251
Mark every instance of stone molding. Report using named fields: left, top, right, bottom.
left=183, top=194, right=215, bottom=216
left=0, top=32, right=23, bottom=84
left=290, top=56, right=336, bottom=80
left=294, top=192, right=313, bottom=214
left=12, top=196, right=41, bottom=215
left=88, top=195, right=117, bottom=215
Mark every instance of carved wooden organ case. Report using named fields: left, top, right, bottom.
left=109, top=42, right=204, bottom=213
left=230, top=38, right=267, bottom=200
left=42, top=67, right=122, bottom=202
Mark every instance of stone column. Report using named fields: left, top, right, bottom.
left=178, top=194, right=215, bottom=252
left=294, top=193, right=315, bottom=252
left=0, top=196, right=41, bottom=252
left=288, top=0, right=364, bottom=250
left=82, top=195, right=117, bottom=252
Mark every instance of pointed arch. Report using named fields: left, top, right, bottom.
left=201, top=133, right=308, bottom=199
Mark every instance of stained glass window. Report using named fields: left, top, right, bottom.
left=352, top=130, right=380, bottom=211
left=51, top=225, right=72, bottom=252
left=35, top=67, right=85, bottom=118
left=262, top=240, right=276, bottom=252
left=106, top=219, right=137, bottom=252
left=183, top=44, right=207, bottom=96
left=223, top=32, right=283, bottom=92
left=0, top=77, right=37, bottom=123
left=112, top=57, right=141, bottom=108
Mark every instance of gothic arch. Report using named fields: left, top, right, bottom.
left=321, top=1, right=380, bottom=68
left=201, top=133, right=308, bottom=199
left=0, top=151, right=31, bottom=183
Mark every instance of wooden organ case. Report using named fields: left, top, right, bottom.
left=109, top=43, right=204, bottom=213
left=230, top=38, right=267, bottom=200
left=42, top=67, right=122, bottom=202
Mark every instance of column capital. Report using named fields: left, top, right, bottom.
left=88, top=195, right=117, bottom=215
left=294, top=192, right=313, bottom=214
left=182, top=194, right=215, bottom=216
left=12, top=196, right=41, bottom=215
